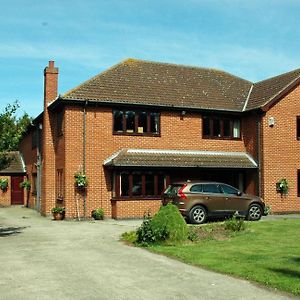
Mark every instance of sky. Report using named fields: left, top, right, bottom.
left=1, top=0, right=300, bottom=118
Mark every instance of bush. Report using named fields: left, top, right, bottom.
left=121, top=231, right=137, bottom=243
left=91, top=208, right=104, bottom=220
left=136, top=204, right=188, bottom=246
left=51, top=207, right=65, bottom=214
left=224, top=213, right=246, bottom=232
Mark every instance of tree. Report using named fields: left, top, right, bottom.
left=0, top=101, right=32, bottom=170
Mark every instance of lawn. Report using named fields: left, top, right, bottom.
left=149, top=219, right=300, bottom=296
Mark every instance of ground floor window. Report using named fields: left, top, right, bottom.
left=114, top=171, right=169, bottom=198
left=56, top=169, right=64, bottom=200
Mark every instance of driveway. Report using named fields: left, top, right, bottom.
left=0, top=207, right=296, bottom=300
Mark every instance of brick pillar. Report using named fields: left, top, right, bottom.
left=41, top=61, right=59, bottom=215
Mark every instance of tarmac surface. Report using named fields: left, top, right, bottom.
left=0, top=206, right=298, bottom=300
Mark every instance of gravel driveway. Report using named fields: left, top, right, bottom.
left=0, top=206, right=296, bottom=300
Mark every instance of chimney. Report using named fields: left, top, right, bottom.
left=41, top=60, right=59, bottom=216
left=44, top=60, right=59, bottom=106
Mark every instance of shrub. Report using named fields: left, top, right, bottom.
left=224, top=213, right=246, bottom=232
left=0, top=178, right=8, bottom=192
left=91, top=208, right=104, bottom=220
left=121, top=231, right=137, bottom=243
left=20, top=180, right=31, bottom=190
left=51, top=207, right=65, bottom=214
left=136, top=204, right=188, bottom=246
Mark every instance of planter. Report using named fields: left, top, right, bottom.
left=52, top=212, right=65, bottom=221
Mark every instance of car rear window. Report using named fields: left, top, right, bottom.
left=164, top=184, right=182, bottom=195
left=190, top=184, right=203, bottom=192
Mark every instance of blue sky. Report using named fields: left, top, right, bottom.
left=1, top=0, right=300, bottom=117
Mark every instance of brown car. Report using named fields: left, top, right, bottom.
left=162, top=181, right=265, bottom=224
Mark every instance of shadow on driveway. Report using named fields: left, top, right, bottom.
left=0, top=226, right=27, bottom=237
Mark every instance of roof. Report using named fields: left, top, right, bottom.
left=103, top=149, right=258, bottom=169
left=247, top=68, right=300, bottom=110
left=61, top=59, right=252, bottom=112
left=0, top=151, right=26, bottom=174
left=55, top=58, right=300, bottom=113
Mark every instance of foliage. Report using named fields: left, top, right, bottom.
left=151, top=219, right=300, bottom=296
left=264, top=205, right=271, bottom=215
left=91, top=208, right=104, bottom=220
left=74, top=171, right=88, bottom=188
left=51, top=207, right=65, bottom=214
left=224, top=212, right=247, bottom=232
left=121, top=231, right=137, bottom=244
left=0, top=178, right=8, bottom=192
left=20, top=180, right=31, bottom=190
left=136, top=204, right=188, bottom=246
left=0, top=101, right=32, bottom=170
left=188, top=223, right=232, bottom=242
left=276, top=178, right=289, bottom=194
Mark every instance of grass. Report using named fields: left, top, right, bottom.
left=148, top=219, right=300, bottom=296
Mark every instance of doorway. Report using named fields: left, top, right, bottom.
left=11, top=176, right=24, bottom=205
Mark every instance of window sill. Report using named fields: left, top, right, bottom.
left=113, top=132, right=160, bottom=137
left=202, top=136, right=242, bottom=141
left=111, top=197, right=161, bottom=201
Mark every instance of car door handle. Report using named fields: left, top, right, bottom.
left=205, top=196, right=209, bottom=200
left=225, top=197, right=229, bottom=200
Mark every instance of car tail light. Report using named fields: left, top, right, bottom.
left=178, top=184, right=187, bottom=200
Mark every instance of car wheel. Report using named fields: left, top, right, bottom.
left=189, top=205, right=207, bottom=224
left=247, top=204, right=262, bottom=221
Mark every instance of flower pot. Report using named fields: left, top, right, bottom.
left=52, top=212, right=65, bottom=221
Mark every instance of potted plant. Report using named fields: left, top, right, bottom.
left=51, top=207, right=65, bottom=220
left=74, top=172, right=88, bottom=189
left=0, top=178, right=8, bottom=192
left=276, top=178, right=289, bottom=195
left=91, top=208, right=104, bottom=220
left=20, top=179, right=31, bottom=190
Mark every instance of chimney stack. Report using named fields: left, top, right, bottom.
left=44, top=60, right=59, bottom=106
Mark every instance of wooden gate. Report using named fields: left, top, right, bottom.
left=11, top=176, right=24, bottom=205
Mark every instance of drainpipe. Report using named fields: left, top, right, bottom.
left=83, top=101, right=88, bottom=219
left=257, top=114, right=262, bottom=197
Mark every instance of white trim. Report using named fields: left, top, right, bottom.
left=19, top=152, right=27, bottom=172
left=127, top=148, right=251, bottom=157
left=242, top=84, right=253, bottom=112
left=103, top=149, right=124, bottom=165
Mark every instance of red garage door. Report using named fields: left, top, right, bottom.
left=11, top=176, right=24, bottom=205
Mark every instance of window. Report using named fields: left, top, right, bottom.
left=32, top=128, right=37, bottom=149
left=32, top=173, right=37, bottom=195
left=297, top=117, right=300, bottom=140
left=190, top=184, right=203, bottom=193
left=116, top=171, right=167, bottom=198
left=57, top=109, right=64, bottom=136
left=221, top=184, right=239, bottom=195
left=202, top=184, right=222, bottom=194
left=56, top=169, right=64, bottom=200
left=113, top=110, right=160, bottom=135
left=202, top=115, right=241, bottom=139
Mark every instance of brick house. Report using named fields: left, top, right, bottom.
left=19, top=59, right=300, bottom=218
left=0, top=152, right=26, bottom=206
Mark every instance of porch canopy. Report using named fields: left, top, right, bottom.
left=103, top=149, right=258, bottom=169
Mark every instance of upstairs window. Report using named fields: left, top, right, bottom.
left=202, top=115, right=241, bottom=139
left=297, top=117, right=300, bottom=140
left=57, top=110, right=64, bottom=136
left=113, top=110, right=160, bottom=135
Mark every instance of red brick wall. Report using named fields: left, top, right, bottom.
left=262, top=85, right=300, bottom=212
left=0, top=176, right=11, bottom=206
left=61, top=106, right=257, bottom=218
left=19, top=131, right=37, bottom=208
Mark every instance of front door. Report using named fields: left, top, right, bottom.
left=11, top=176, right=24, bottom=205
